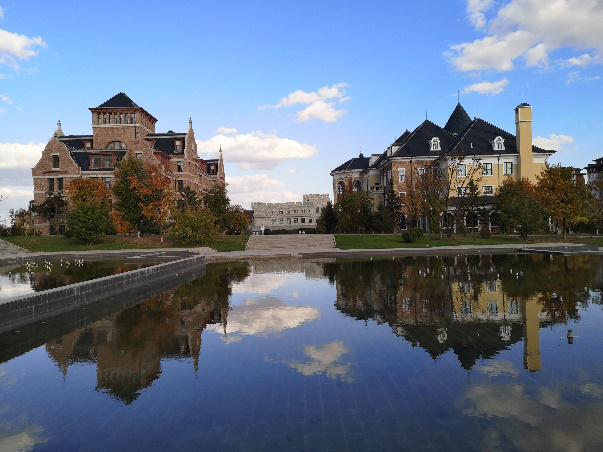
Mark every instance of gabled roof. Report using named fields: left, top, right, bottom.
left=96, top=92, right=140, bottom=109
left=147, top=136, right=185, bottom=155
left=331, top=153, right=370, bottom=173
left=446, top=118, right=550, bottom=157
left=392, top=120, right=456, bottom=158
left=444, top=103, right=472, bottom=135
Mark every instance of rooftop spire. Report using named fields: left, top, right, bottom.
left=189, top=116, right=193, bottom=130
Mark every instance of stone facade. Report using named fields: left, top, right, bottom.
left=31, top=93, right=225, bottom=235
left=251, top=194, right=330, bottom=231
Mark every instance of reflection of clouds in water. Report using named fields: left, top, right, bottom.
left=231, top=273, right=290, bottom=295
left=0, top=422, right=47, bottom=452
left=461, top=383, right=603, bottom=451
left=581, top=383, right=603, bottom=399
left=285, top=341, right=354, bottom=382
left=207, top=297, right=320, bottom=341
left=477, top=361, right=518, bottom=377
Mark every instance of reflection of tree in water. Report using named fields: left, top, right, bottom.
left=45, top=262, right=250, bottom=404
left=326, top=255, right=603, bottom=370
left=7, top=261, right=150, bottom=293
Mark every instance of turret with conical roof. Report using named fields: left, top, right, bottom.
left=444, top=103, right=472, bottom=135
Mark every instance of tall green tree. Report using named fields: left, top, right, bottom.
left=67, top=201, right=112, bottom=244
left=537, top=164, right=591, bottom=238
left=317, top=201, right=338, bottom=233
left=336, top=190, right=374, bottom=233
left=384, top=180, right=402, bottom=232
left=203, top=184, right=231, bottom=233
left=495, top=178, right=546, bottom=239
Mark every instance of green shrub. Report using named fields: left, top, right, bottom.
left=168, top=208, right=218, bottom=245
left=402, top=228, right=424, bottom=243
left=66, top=202, right=112, bottom=245
left=480, top=225, right=491, bottom=239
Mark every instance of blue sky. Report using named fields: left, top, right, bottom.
left=0, top=0, right=602, bottom=220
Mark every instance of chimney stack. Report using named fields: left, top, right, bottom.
left=515, top=103, right=533, bottom=182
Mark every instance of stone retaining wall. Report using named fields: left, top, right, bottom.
left=0, top=255, right=205, bottom=334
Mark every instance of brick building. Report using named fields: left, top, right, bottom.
left=32, top=93, right=225, bottom=234
left=331, top=103, right=555, bottom=231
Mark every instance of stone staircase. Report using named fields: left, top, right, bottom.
left=246, top=234, right=336, bottom=251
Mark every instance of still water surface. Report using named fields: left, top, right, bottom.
left=1, top=254, right=602, bottom=451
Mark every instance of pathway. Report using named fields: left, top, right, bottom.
left=0, top=239, right=28, bottom=255
left=245, top=234, right=336, bottom=250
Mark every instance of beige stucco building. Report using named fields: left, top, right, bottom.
left=251, top=194, right=330, bottom=232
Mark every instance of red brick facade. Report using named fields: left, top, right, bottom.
left=31, top=93, right=225, bottom=235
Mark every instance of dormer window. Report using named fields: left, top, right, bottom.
left=430, top=137, right=441, bottom=151
left=84, top=141, right=92, bottom=150
left=107, top=141, right=126, bottom=150
left=491, top=136, right=505, bottom=151
left=175, top=140, right=182, bottom=153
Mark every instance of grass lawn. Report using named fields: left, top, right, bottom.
left=334, top=233, right=603, bottom=250
left=2, top=234, right=249, bottom=253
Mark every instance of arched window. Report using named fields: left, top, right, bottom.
left=337, top=181, right=345, bottom=195
left=491, top=136, right=505, bottom=151
left=316, top=207, right=320, bottom=214
left=107, top=141, right=127, bottom=150
left=353, top=180, right=362, bottom=191
left=430, top=137, right=441, bottom=151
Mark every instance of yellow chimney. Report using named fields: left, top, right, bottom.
left=515, top=103, right=534, bottom=182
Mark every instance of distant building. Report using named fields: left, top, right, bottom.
left=331, top=102, right=555, bottom=232
left=251, top=194, right=330, bottom=231
left=32, top=92, right=225, bottom=235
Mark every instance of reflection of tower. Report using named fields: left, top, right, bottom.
left=522, top=297, right=541, bottom=372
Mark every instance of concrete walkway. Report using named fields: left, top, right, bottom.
left=0, top=239, right=28, bottom=255
left=0, top=242, right=599, bottom=263
left=246, top=234, right=335, bottom=250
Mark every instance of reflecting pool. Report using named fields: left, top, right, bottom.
left=1, top=254, right=603, bottom=450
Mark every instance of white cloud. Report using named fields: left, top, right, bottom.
left=226, top=174, right=299, bottom=208
left=0, top=94, right=11, bottom=104
left=461, top=78, right=509, bottom=95
left=467, top=0, right=493, bottom=29
left=214, top=126, right=237, bottom=135
left=232, top=273, right=290, bottom=295
left=565, top=53, right=597, bottom=67
left=197, top=131, right=316, bottom=170
left=477, top=360, right=519, bottom=377
left=450, top=0, right=603, bottom=73
left=565, top=70, right=601, bottom=84
left=0, top=142, right=44, bottom=169
left=0, top=28, right=46, bottom=71
left=260, top=83, right=350, bottom=123
left=533, top=134, right=575, bottom=151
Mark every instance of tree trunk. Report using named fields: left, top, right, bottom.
left=563, top=217, right=567, bottom=239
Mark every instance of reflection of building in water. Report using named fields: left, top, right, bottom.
left=45, top=267, right=239, bottom=404
left=250, top=259, right=330, bottom=279
left=330, top=254, right=599, bottom=372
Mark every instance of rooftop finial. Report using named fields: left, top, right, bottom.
left=458, top=90, right=460, bottom=104
left=189, top=116, right=192, bottom=130
left=53, top=120, right=64, bottom=138
left=219, top=144, right=222, bottom=153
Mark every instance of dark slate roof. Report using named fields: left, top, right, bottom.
left=444, top=103, right=472, bottom=135
left=393, top=130, right=410, bottom=144
left=446, top=118, right=550, bottom=157
left=331, top=153, right=371, bottom=173
left=145, top=133, right=186, bottom=155
left=70, top=150, right=126, bottom=171
left=204, top=159, right=219, bottom=163
left=96, top=92, right=140, bottom=109
left=516, top=102, right=531, bottom=108
left=392, top=120, right=456, bottom=158
left=58, top=135, right=93, bottom=150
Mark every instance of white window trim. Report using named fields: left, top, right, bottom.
left=483, top=185, right=494, bottom=195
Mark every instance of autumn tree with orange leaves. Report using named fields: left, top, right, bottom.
left=65, top=178, right=113, bottom=244
left=129, top=164, right=176, bottom=242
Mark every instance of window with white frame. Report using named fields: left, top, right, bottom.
left=509, top=300, right=519, bottom=315
left=430, top=137, right=441, bottom=151
left=492, top=136, right=505, bottom=151
left=486, top=281, right=498, bottom=292
left=504, top=162, right=513, bottom=176
left=399, top=192, right=406, bottom=206
left=457, top=164, right=467, bottom=177
left=483, top=185, right=493, bottom=195
left=488, top=301, right=499, bottom=315
left=399, top=168, right=406, bottom=182
left=457, top=186, right=467, bottom=196
left=418, top=168, right=426, bottom=177
left=337, top=181, right=345, bottom=195
left=483, top=163, right=493, bottom=176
